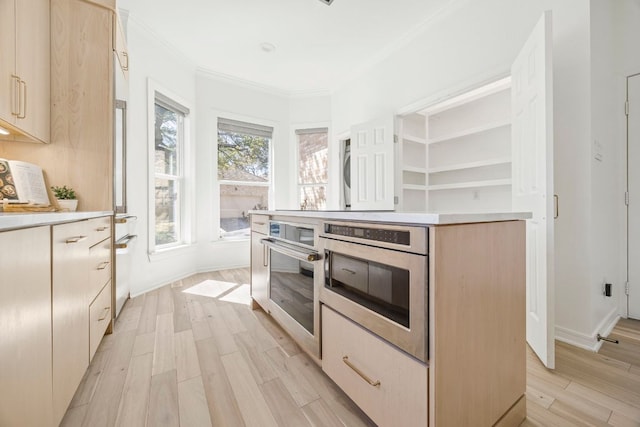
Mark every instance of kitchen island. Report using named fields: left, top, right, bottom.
left=251, top=210, right=529, bottom=427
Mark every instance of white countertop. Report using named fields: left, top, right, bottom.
left=0, top=211, right=113, bottom=231
left=251, top=210, right=531, bottom=225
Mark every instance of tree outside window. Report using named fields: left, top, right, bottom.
left=217, top=118, right=272, bottom=238
left=297, top=128, right=328, bottom=210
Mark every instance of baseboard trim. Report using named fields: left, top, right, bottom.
left=555, top=309, right=620, bottom=351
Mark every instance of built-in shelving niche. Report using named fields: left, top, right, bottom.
left=396, top=77, right=512, bottom=213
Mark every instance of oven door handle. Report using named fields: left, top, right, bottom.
left=261, top=238, right=322, bottom=262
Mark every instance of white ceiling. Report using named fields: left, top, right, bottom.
left=119, top=0, right=454, bottom=94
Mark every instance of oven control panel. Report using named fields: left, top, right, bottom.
left=324, top=223, right=411, bottom=245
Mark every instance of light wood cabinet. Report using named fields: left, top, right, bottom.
left=52, top=220, right=90, bottom=426
left=250, top=214, right=270, bottom=310
left=322, top=306, right=428, bottom=427
left=0, top=0, right=50, bottom=143
left=0, top=0, right=124, bottom=211
left=114, top=11, right=129, bottom=78
left=89, top=280, right=112, bottom=361
left=87, top=216, right=113, bottom=361
left=0, top=226, right=53, bottom=427
left=320, top=220, right=526, bottom=426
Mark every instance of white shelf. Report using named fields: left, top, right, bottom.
left=427, top=120, right=511, bottom=145
left=403, top=134, right=427, bottom=145
left=429, top=157, right=511, bottom=174
left=428, top=179, right=511, bottom=191
left=403, top=184, right=428, bottom=191
left=403, top=166, right=427, bottom=174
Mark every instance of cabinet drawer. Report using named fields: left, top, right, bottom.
left=89, top=237, right=111, bottom=301
left=89, top=281, right=112, bottom=362
left=322, top=306, right=428, bottom=427
left=87, top=216, right=111, bottom=247
left=330, top=253, right=369, bottom=293
left=251, top=214, right=269, bottom=235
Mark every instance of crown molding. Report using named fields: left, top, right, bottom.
left=196, top=68, right=331, bottom=99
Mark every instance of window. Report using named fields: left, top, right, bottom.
left=297, top=128, right=328, bottom=210
left=152, top=92, right=189, bottom=249
left=217, top=118, right=272, bottom=238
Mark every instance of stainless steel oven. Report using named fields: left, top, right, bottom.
left=261, top=220, right=322, bottom=358
left=319, top=221, right=429, bottom=362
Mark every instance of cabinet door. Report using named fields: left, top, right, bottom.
left=0, top=0, right=16, bottom=128
left=15, top=0, right=50, bottom=142
left=251, top=231, right=269, bottom=310
left=350, top=116, right=395, bottom=211
left=52, top=221, right=90, bottom=425
left=0, top=226, right=53, bottom=427
left=50, top=0, right=114, bottom=211
left=114, top=12, right=129, bottom=79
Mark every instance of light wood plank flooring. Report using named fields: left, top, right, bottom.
left=61, top=269, right=640, bottom=426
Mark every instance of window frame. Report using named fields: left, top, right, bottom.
left=214, top=112, right=275, bottom=241
left=293, top=124, right=330, bottom=210
left=147, top=80, right=193, bottom=255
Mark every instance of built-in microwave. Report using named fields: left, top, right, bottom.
left=319, top=221, right=429, bottom=362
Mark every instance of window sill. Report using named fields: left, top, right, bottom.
left=148, top=243, right=196, bottom=262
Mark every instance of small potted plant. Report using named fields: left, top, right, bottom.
left=51, top=185, right=78, bottom=212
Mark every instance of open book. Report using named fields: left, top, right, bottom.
left=0, top=159, right=50, bottom=205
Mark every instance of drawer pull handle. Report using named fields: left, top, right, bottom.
left=66, top=235, right=88, bottom=244
left=341, top=268, right=356, bottom=275
left=96, top=226, right=108, bottom=231
left=254, top=221, right=266, bottom=226
left=97, top=261, right=110, bottom=270
left=97, top=307, right=110, bottom=321
left=115, top=215, right=137, bottom=224
left=342, top=356, right=381, bottom=388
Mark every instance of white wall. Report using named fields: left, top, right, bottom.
left=125, top=21, right=199, bottom=297
left=124, top=19, right=331, bottom=294
left=329, top=0, right=629, bottom=347
left=614, top=0, right=640, bottom=319
left=588, top=0, right=624, bottom=340
left=194, top=74, right=290, bottom=273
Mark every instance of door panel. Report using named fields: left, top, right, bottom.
left=629, top=74, right=640, bottom=319
left=511, top=11, right=555, bottom=368
left=351, top=117, right=394, bottom=210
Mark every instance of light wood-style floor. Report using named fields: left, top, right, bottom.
left=61, top=269, right=640, bottom=426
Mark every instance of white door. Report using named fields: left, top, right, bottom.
left=350, top=117, right=395, bottom=211
left=629, top=73, right=640, bottom=319
left=511, top=11, right=555, bottom=368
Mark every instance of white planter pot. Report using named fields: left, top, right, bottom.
left=57, top=199, right=78, bottom=212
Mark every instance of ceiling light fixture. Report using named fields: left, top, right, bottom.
left=260, top=42, right=276, bottom=53
left=318, top=0, right=334, bottom=4
left=0, top=126, right=10, bottom=136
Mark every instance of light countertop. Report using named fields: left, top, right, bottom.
left=0, top=211, right=113, bottom=231
left=250, top=210, right=532, bottom=225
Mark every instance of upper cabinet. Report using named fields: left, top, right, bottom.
left=0, top=0, right=50, bottom=143
left=113, top=12, right=129, bottom=79
left=1, top=0, right=125, bottom=211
